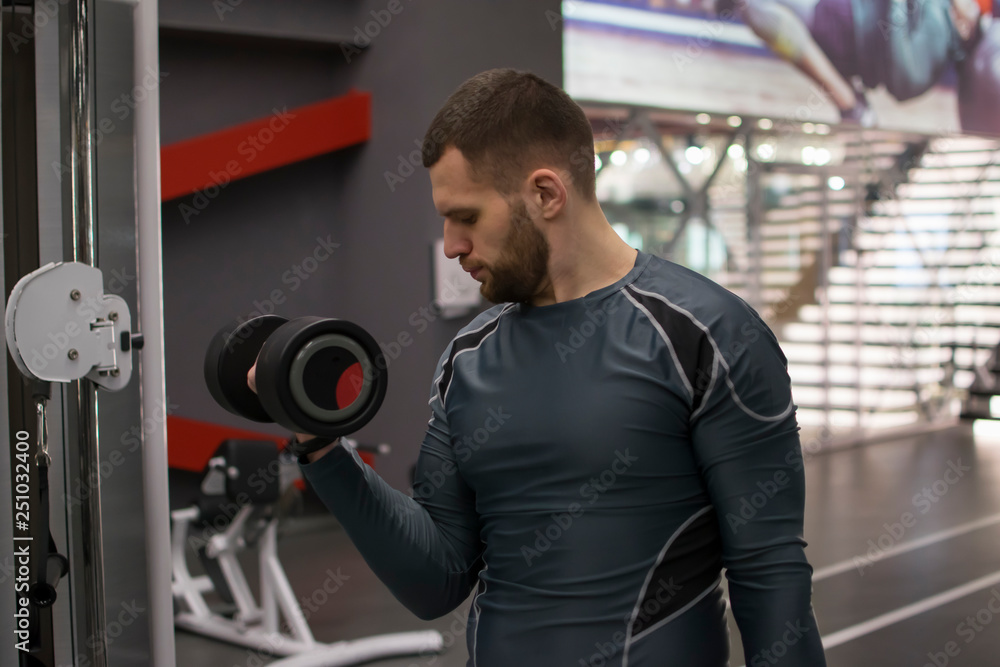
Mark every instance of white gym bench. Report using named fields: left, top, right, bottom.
left=170, top=439, right=443, bottom=666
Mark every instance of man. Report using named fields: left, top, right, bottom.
left=722, top=0, right=988, bottom=125
left=250, top=69, right=826, bottom=666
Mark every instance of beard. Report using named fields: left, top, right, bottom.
left=479, top=200, right=551, bottom=304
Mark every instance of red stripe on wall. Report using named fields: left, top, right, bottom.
left=160, top=90, right=371, bottom=202
left=167, top=414, right=374, bottom=473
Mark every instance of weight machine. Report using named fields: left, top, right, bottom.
left=1, top=1, right=442, bottom=665
left=170, top=439, right=443, bottom=666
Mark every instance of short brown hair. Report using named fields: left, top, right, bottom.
left=422, top=69, right=597, bottom=200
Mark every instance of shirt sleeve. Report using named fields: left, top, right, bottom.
left=689, top=311, right=827, bottom=665
left=298, top=348, right=484, bottom=621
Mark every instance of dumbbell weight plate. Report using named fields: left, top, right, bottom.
left=255, top=316, right=387, bottom=438
left=204, top=315, right=289, bottom=423
left=288, top=333, right=375, bottom=421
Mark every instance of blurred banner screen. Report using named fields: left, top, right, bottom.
left=563, top=0, right=1000, bottom=137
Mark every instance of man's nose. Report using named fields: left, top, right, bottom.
left=442, top=219, right=471, bottom=259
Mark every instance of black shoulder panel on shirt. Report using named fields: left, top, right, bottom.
left=625, top=285, right=716, bottom=413
left=437, top=311, right=507, bottom=407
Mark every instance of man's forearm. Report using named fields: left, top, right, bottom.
left=297, top=438, right=482, bottom=620
left=729, top=564, right=827, bottom=666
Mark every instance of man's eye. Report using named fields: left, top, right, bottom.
left=461, top=216, right=477, bottom=225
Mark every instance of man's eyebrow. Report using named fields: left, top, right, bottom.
left=440, top=207, right=479, bottom=218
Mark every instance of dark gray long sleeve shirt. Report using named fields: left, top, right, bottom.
left=300, top=250, right=826, bottom=666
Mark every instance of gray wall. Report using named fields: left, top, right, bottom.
left=159, top=0, right=562, bottom=490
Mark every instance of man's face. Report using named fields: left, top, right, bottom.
left=430, top=147, right=550, bottom=304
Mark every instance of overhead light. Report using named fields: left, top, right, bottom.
left=828, top=176, right=846, bottom=191
left=758, top=118, right=773, bottom=130
left=727, top=144, right=745, bottom=160
left=634, top=147, right=651, bottom=164
left=802, top=146, right=817, bottom=165
left=612, top=223, right=630, bottom=242
left=816, top=124, right=831, bottom=135
left=735, top=158, right=748, bottom=172
left=696, top=113, right=711, bottom=125
left=595, top=154, right=603, bottom=171
left=973, top=419, right=1000, bottom=441
left=756, top=143, right=775, bottom=160
left=685, top=145, right=704, bottom=165
left=610, top=150, right=627, bottom=166
left=803, top=122, right=816, bottom=134
left=670, top=200, right=685, bottom=213
left=814, top=148, right=832, bottom=166
left=727, top=116, right=742, bottom=128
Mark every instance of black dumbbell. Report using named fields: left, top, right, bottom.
left=204, top=315, right=388, bottom=439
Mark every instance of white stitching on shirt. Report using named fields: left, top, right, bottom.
left=471, top=561, right=488, bottom=667
left=690, top=354, right=719, bottom=422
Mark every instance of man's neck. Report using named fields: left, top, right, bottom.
left=532, top=216, right=639, bottom=306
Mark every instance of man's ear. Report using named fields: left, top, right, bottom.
left=526, top=168, right=568, bottom=220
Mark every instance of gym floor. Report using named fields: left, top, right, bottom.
left=173, top=423, right=1000, bottom=666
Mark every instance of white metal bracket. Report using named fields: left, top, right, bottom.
left=4, top=261, right=138, bottom=391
